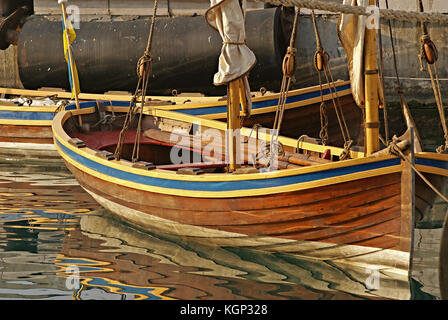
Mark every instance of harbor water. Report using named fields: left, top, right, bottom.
left=0, top=158, right=445, bottom=301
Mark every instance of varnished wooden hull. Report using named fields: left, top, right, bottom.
left=67, top=160, right=403, bottom=250
left=0, top=124, right=60, bottom=162
left=52, top=103, right=448, bottom=274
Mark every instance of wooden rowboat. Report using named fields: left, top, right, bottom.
left=51, top=103, right=448, bottom=274
left=0, top=80, right=361, bottom=162
left=52, top=0, right=448, bottom=281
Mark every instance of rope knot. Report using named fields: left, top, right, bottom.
left=436, top=140, right=448, bottom=154
left=137, top=51, right=153, bottom=79
left=339, top=139, right=353, bottom=161
left=319, top=102, right=329, bottom=145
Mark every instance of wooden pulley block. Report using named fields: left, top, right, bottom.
left=422, top=39, right=438, bottom=65
left=314, top=50, right=328, bottom=72
left=137, top=54, right=153, bottom=78
left=282, top=47, right=296, bottom=77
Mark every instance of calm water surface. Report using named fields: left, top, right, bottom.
left=0, top=162, right=445, bottom=300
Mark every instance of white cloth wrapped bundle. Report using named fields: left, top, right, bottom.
left=338, top=0, right=368, bottom=108
left=205, top=0, right=257, bottom=86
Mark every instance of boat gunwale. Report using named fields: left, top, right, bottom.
left=54, top=107, right=402, bottom=177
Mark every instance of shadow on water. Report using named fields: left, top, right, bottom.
left=0, top=163, right=446, bottom=300
left=0, top=162, right=102, bottom=299
left=440, top=212, right=448, bottom=300
left=59, top=208, right=446, bottom=300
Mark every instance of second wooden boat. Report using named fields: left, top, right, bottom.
left=0, top=80, right=361, bottom=162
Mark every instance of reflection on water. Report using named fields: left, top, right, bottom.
left=0, top=163, right=445, bottom=300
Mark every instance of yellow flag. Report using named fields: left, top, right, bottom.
left=62, top=17, right=80, bottom=99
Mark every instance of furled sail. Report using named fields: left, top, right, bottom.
left=337, top=0, right=368, bottom=108
left=205, top=0, right=257, bottom=113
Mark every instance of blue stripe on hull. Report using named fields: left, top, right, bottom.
left=0, top=101, right=119, bottom=122
left=416, top=158, right=448, bottom=170
left=177, top=84, right=352, bottom=116
left=57, top=139, right=400, bottom=193
left=0, top=110, right=55, bottom=121
left=1, top=84, right=350, bottom=122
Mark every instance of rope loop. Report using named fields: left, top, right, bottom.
left=319, top=101, right=329, bottom=145
left=339, top=139, right=353, bottom=161
left=137, top=51, right=153, bottom=79
left=436, top=141, right=448, bottom=154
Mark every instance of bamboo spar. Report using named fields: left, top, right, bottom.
left=364, top=0, right=380, bottom=155
left=59, top=0, right=82, bottom=126
left=227, top=79, right=243, bottom=171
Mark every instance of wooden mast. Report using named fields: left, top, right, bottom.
left=59, top=0, right=82, bottom=126
left=227, top=78, right=243, bottom=171
left=364, top=0, right=380, bottom=155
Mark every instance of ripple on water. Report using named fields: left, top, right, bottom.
left=0, top=163, right=445, bottom=300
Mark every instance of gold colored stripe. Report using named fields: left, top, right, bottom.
left=0, top=119, right=52, bottom=126
left=53, top=109, right=383, bottom=182
left=136, top=82, right=351, bottom=112
left=0, top=87, right=222, bottom=104
left=54, top=124, right=393, bottom=183
left=195, top=89, right=352, bottom=119
left=56, top=141, right=401, bottom=198
left=415, top=164, right=448, bottom=177
left=0, top=106, right=58, bottom=112
left=416, top=152, right=448, bottom=162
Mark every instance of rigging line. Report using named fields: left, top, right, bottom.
left=270, top=7, right=300, bottom=166
left=114, top=0, right=159, bottom=162
left=377, top=0, right=389, bottom=145
left=132, top=0, right=159, bottom=163
left=392, top=141, right=448, bottom=204
left=253, top=0, right=448, bottom=24
left=311, top=10, right=328, bottom=145
left=384, top=0, right=414, bottom=133
left=272, top=7, right=300, bottom=133
left=311, top=9, right=352, bottom=156
left=416, top=0, right=448, bottom=153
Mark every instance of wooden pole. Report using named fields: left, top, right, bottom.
left=227, top=79, right=242, bottom=171
left=60, top=0, right=82, bottom=126
left=364, top=0, right=380, bottom=155
left=400, top=127, right=415, bottom=262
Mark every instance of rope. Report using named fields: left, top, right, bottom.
left=415, top=0, right=448, bottom=153
left=253, top=0, right=448, bottom=24
left=319, top=101, right=328, bottom=144
left=389, top=138, right=448, bottom=204
left=313, top=11, right=328, bottom=145
left=269, top=7, right=300, bottom=169
left=114, top=0, right=159, bottom=162
left=377, top=0, right=390, bottom=145
left=311, top=9, right=352, bottom=159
